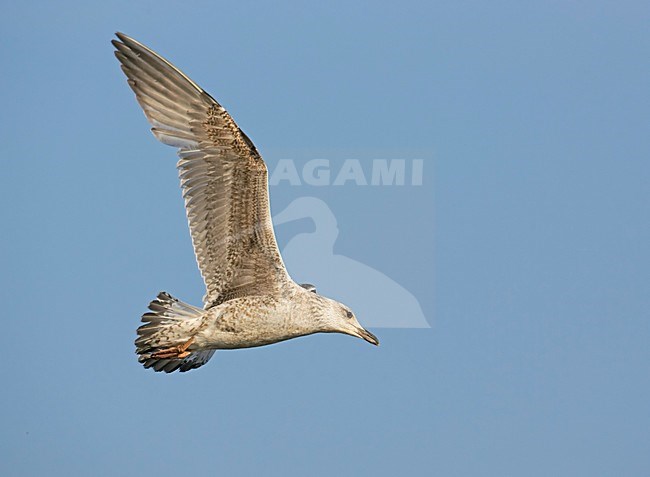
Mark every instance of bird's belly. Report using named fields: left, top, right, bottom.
left=206, top=331, right=296, bottom=349
left=194, top=302, right=307, bottom=350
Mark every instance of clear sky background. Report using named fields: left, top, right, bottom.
left=1, top=1, right=649, bottom=476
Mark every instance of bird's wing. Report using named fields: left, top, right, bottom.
left=113, top=33, right=291, bottom=308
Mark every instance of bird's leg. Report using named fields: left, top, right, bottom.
left=175, top=336, right=194, bottom=359
left=151, top=337, right=195, bottom=359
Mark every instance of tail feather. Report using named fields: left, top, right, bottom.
left=136, top=292, right=215, bottom=373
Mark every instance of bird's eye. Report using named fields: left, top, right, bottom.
left=346, top=310, right=354, bottom=319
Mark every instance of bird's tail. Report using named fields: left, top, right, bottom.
left=135, top=292, right=215, bottom=373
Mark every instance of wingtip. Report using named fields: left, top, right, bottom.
left=115, top=32, right=147, bottom=51
left=114, top=32, right=140, bottom=49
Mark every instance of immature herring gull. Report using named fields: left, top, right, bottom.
left=112, top=33, right=378, bottom=373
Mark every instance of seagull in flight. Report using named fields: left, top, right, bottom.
left=112, top=33, right=378, bottom=373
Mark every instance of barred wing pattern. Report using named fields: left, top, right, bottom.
left=113, top=33, right=291, bottom=308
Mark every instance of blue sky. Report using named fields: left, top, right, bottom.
left=1, top=1, right=649, bottom=475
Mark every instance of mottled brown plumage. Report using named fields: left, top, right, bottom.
left=113, top=33, right=378, bottom=373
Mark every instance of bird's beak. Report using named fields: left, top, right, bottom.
left=356, top=327, right=380, bottom=346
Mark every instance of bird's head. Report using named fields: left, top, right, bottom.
left=315, top=295, right=379, bottom=346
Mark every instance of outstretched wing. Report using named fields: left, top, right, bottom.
left=113, top=33, right=291, bottom=308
